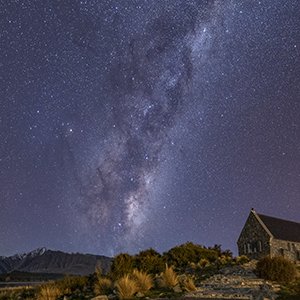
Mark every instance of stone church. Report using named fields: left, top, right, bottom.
left=237, top=208, right=300, bottom=262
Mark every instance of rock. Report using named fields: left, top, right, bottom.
left=91, top=296, right=109, bottom=300
left=135, top=292, right=144, bottom=297
left=107, top=295, right=117, bottom=299
left=184, top=261, right=280, bottom=300
left=173, top=284, right=182, bottom=293
left=178, top=274, right=188, bottom=283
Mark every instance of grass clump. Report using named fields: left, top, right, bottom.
left=36, top=282, right=63, bottom=300
left=256, top=255, right=298, bottom=283
left=183, top=277, right=197, bottom=292
left=94, top=277, right=112, bottom=295
left=56, top=275, right=87, bottom=294
left=115, top=275, right=137, bottom=299
left=159, top=265, right=178, bottom=289
left=132, top=269, right=154, bottom=293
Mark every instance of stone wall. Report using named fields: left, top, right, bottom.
left=270, top=238, right=300, bottom=262
left=237, top=211, right=271, bottom=260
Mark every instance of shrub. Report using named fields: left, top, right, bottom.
left=56, top=275, right=87, bottom=294
left=208, top=244, right=233, bottom=258
left=217, top=255, right=228, bottom=265
left=94, top=277, right=112, bottom=295
left=199, top=258, right=210, bottom=268
left=95, top=261, right=104, bottom=279
left=158, top=264, right=178, bottom=289
left=235, top=255, right=250, bottom=264
left=135, top=248, right=165, bottom=274
left=36, top=282, right=63, bottom=300
left=163, top=242, right=218, bottom=267
left=183, top=277, right=197, bottom=292
left=256, top=255, right=298, bottom=283
left=109, top=253, right=135, bottom=281
left=115, top=275, right=137, bottom=299
left=132, top=269, right=154, bottom=293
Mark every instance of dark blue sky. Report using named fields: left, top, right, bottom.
left=1, top=0, right=300, bottom=258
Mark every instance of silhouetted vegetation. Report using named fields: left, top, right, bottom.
left=256, top=255, right=298, bottom=283
left=0, top=242, right=244, bottom=300
left=0, top=270, right=63, bottom=282
left=134, top=248, right=165, bottom=274
left=108, top=253, right=135, bottom=281
left=162, top=242, right=218, bottom=267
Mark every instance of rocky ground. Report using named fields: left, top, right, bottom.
left=184, top=261, right=281, bottom=300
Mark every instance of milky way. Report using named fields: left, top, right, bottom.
left=1, top=0, right=300, bottom=257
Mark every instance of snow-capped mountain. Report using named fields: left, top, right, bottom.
left=0, top=248, right=111, bottom=276
left=10, top=247, right=48, bottom=261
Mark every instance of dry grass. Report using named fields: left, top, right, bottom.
left=183, top=277, right=197, bottom=292
left=132, top=269, right=154, bottom=293
left=158, top=264, right=178, bottom=289
left=94, top=277, right=112, bottom=295
left=115, top=275, right=137, bottom=299
left=0, top=286, right=32, bottom=293
left=36, top=282, right=63, bottom=300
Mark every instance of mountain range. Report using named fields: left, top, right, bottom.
left=0, top=248, right=111, bottom=276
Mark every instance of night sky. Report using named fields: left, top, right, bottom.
left=1, top=0, right=300, bottom=258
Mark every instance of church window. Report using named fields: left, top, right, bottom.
left=258, top=241, right=262, bottom=252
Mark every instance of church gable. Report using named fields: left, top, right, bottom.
left=237, top=209, right=272, bottom=259
left=238, top=209, right=300, bottom=262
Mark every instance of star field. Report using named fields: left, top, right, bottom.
left=1, top=0, right=300, bottom=257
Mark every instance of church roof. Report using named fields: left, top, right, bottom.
left=257, top=213, right=300, bottom=243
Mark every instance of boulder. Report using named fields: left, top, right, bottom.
left=91, top=296, right=109, bottom=300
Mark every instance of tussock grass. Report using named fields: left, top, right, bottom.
left=94, top=277, right=112, bottom=295
left=158, top=264, right=178, bottom=289
left=115, top=275, right=137, bottom=299
left=132, top=269, right=154, bottom=293
left=36, top=283, right=63, bottom=300
left=183, top=277, right=197, bottom=292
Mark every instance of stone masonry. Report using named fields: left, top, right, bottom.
left=237, top=209, right=300, bottom=262
left=237, top=210, right=271, bottom=260
left=184, top=261, right=280, bottom=300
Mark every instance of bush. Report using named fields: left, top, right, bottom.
left=132, top=269, right=154, bottom=293
left=235, top=255, right=250, bottom=264
left=199, top=258, right=210, bottom=268
left=135, top=248, right=165, bottom=274
left=94, top=277, right=112, bottom=295
left=56, top=275, right=87, bottom=294
left=116, top=275, right=137, bottom=299
left=183, top=277, right=197, bottom=292
left=256, top=255, right=298, bottom=283
left=162, top=242, right=218, bottom=267
left=109, top=253, right=135, bottom=281
left=158, top=264, right=178, bottom=289
left=95, top=261, right=104, bottom=279
left=217, top=255, right=228, bottom=265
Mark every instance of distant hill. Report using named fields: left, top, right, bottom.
left=0, top=248, right=111, bottom=276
